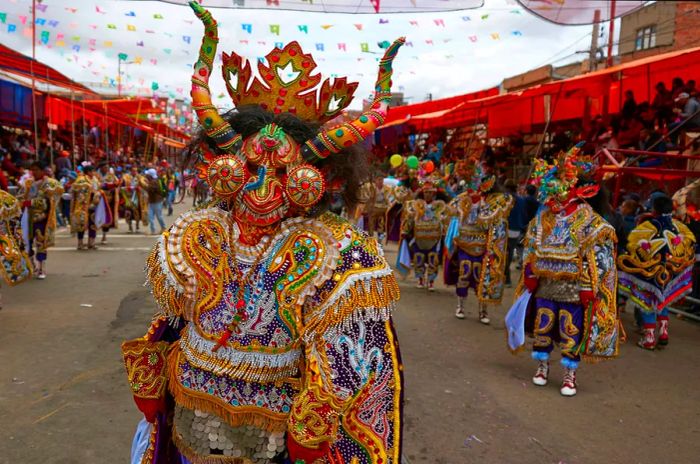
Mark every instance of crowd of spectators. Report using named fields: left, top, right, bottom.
left=0, top=127, right=185, bottom=235
left=582, top=76, right=700, bottom=155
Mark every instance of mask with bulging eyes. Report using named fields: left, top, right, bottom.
left=189, top=2, right=404, bottom=227
left=530, top=143, right=600, bottom=213
left=197, top=123, right=326, bottom=226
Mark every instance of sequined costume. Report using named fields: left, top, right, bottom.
left=618, top=214, right=695, bottom=349
left=121, top=172, right=149, bottom=232
left=385, top=185, right=412, bottom=243
left=132, top=209, right=402, bottom=463
left=19, top=176, right=63, bottom=268
left=520, top=202, right=619, bottom=358
left=70, top=173, right=100, bottom=249
left=0, top=190, right=32, bottom=302
left=445, top=185, right=513, bottom=322
left=505, top=144, right=619, bottom=397
left=98, top=169, right=121, bottom=236
left=363, top=181, right=390, bottom=241
left=401, top=196, right=447, bottom=290
left=123, top=3, right=404, bottom=463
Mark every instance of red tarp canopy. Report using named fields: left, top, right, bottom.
left=45, top=96, right=152, bottom=132
left=0, top=44, right=97, bottom=95
left=81, top=98, right=164, bottom=117
left=45, top=97, right=192, bottom=142
left=382, top=86, right=499, bottom=127
left=392, top=46, right=700, bottom=137
left=484, top=46, right=700, bottom=136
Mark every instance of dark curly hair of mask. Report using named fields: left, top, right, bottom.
left=185, top=105, right=370, bottom=214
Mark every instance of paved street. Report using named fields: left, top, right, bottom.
left=1, top=204, right=700, bottom=464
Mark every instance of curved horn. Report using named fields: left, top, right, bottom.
left=189, top=1, right=241, bottom=154
left=302, top=37, right=405, bottom=161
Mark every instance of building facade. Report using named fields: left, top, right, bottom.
left=619, top=2, right=700, bottom=62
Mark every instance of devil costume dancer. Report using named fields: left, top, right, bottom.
left=98, top=164, right=121, bottom=244
left=0, top=189, right=33, bottom=308
left=19, top=166, right=63, bottom=280
left=70, top=168, right=101, bottom=250
left=445, top=169, right=513, bottom=325
left=505, top=145, right=619, bottom=397
left=124, top=4, right=404, bottom=464
left=121, top=167, right=149, bottom=233
left=400, top=179, right=446, bottom=292
left=618, top=194, right=695, bottom=350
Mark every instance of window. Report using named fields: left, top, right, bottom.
left=635, top=25, right=657, bottom=51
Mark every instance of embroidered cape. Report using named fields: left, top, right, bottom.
left=515, top=202, right=620, bottom=360
left=124, top=207, right=403, bottom=464
left=444, top=192, right=514, bottom=303
left=618, top=215, right=696, bottom=313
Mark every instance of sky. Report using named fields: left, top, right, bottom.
left=0, top=0, right=602, bottom=110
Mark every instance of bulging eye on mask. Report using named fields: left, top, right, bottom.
left=187, top=2, right=404, bottom=228
left=196, top=124, right=327, bottom=227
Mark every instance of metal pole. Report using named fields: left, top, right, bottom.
left=31, top=0, right=39, bottom=159
left=105, top=104, right=109, bottom=162
left=70, top=88, right=76, bottom=169
left=82, top=101, right=87, bottom=161
left=606, top=0, right=617, bottom=68
left=48, top=124, right=53, bottom=167
left=118, top=57, right=122, bottom=98
left=589, top=9, right=601, bottom=72
left=667, top=305, right=700, bottom=323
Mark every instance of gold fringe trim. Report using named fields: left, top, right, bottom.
left=618, top=320, right=628, bottom=344
left=581, top=353, right=618, bottom=364
left=172, top=423, right=254, bottom=464
left=140, top=420, right=158, bottom=464
left=504, top=329, right=528, bottom=355
left=304, top=274, right=400, bottom=339
left=167, top=347, right=290, bottom=433
left=146, top=244, right=186, bottom=318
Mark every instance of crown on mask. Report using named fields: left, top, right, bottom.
left=531, top=142, right=599, bottom=203
left=222, top=43, right=358, bottom=124
left=187, top=1, right=403, bottom=221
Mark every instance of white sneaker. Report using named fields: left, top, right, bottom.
left=455, top=307, right=465, bottom=319
left=560, top=368, right=577, bottom=397
left=532, top=361, right=549, bottom=386
left=478, top=310, right=490, bottom=325
left=428, top=281, right=435, bottom=292
left=37, top=271, right=46, bottom=280
left=415, top=278, right=425, bottom=289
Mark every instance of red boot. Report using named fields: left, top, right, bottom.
left=637, top=323, right=656, bottom=350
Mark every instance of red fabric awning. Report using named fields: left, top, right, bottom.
left=81, top=98, right=164, bottom=117
left=0, top=44, right=97, bottom=95
left=45, top=96, right=152, bottom=132
left=395, top=46, right=700, bottom=137
left=383, top=86, right=499, bottom=126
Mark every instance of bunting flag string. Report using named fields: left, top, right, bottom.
left=0, top=0, right=532, bottom=99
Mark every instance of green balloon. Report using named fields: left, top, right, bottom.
left=406, top=155, right=419, bottom=169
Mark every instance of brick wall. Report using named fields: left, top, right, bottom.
left=674, top=2, right=700, bottom=49
left=621, top=2, right=700, bottom=63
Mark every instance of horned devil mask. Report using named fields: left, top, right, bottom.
left=189, top=1, right=404, bottom=226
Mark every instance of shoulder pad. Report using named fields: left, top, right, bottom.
left=300, top=212, right=400, bottom=341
